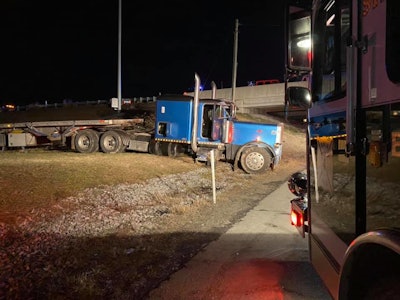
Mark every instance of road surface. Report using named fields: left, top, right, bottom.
left=147, top=180, right=333, bottom=299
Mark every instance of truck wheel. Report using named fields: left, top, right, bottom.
left=148, top=140, right=156, bottom=154
left=100, top=130, right=123, bottom=153
left=154, top=142, right=168, bottom=156
left=363, top=276, right=400, bottom=299
left=240, top=147, right=271, bottom=174
left=154, top=142, right=163, bottom=156
left=74, top=129, right=99, bottom=153
left=167, top=142, right=184, bottom=157
left=114, top=129, right=129, bottom=152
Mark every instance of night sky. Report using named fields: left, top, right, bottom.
left=1, top=1, right=286, bottom=105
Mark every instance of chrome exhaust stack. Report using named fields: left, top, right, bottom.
left=191, top=73, right=200, bottom=153
left=211, top=81, right=217, bottom=99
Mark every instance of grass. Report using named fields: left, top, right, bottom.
left=0, top=149, right=198, bottom=217
left=0, top=148, right=211, bottom=298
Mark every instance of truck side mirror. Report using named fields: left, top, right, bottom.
left=286, top=86, right=312, bottom=109
left=288, top=11, right=311, bottom=71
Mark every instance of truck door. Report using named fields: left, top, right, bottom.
left=201, top=104, right=214, bottom=139
left=201, top=103, right=231, bottom=142
left=211, top=104, right=223, bottom=141
left=201, top=104, right=224, bottom=140
left=212, top=104, right=234, bottom=143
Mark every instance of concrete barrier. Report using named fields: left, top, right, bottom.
left=192, top=81, right=309, bottom=114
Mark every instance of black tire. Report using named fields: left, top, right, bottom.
left=363, top=276, right=400, bottom=299
left=240, top=147, right=271, bottom=174
left=154, top=141, right=168, bottom=156
left=167, top=142, right=185, bottom=157
left=154, top=142, right=163, bottom=156
left=99, top=130, right=123, bottom=153
left=148, top=139, right=156, bottom=154
left=114, top=129, right=129, bottom=153
left=74, top=129, right=99, bottom=153
left=118, top=144, right=128, bottom=153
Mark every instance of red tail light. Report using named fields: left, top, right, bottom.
left=291, top=210, right=303, bottom=226
left=290, top=198, right=308, bottom=238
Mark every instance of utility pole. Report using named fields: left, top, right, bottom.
left=231, top=19, right=239, bottom=103
left=117, top=0, right=122, bottom=112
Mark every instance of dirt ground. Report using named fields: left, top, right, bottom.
left=0, top=107, right=307, bottom=299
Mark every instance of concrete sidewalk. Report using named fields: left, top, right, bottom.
left=148, top=181, right=332, bottom=299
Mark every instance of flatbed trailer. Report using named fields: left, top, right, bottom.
left=0, top=118, right=146, bottom=152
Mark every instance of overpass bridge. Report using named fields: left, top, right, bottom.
left=187, top=80, right=308, bottom=116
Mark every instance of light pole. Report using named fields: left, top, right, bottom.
left=231, top=19, right=239, bottom=103
left=117, top=0, right=122, bottom=112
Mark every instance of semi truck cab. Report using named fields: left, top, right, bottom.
left=154, top=92, right=283, bottom=174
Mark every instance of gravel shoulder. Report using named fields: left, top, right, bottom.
left=0, top=114, right=306, bottom=299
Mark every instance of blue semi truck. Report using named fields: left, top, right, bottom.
left=142, top=73, right=284, bottom=174
left=0, top=74, right=283, bottom=174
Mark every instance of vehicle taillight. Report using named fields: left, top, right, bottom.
left=291, top=210, right=303, bottom=226
left=290, top=198, right=308, bottom=238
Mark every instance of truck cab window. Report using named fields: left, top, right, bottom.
left=313, top=0, right=350, bottom=101
left=158, top=122, right=167, bottom=136
left=386, top=0, right=400, bottom=83
left=202, top=105, right=213, bottom=138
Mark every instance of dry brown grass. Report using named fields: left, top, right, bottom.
left=0, top=150, right=199, bottom=222
left=0, top=149, right=213, bottom=299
